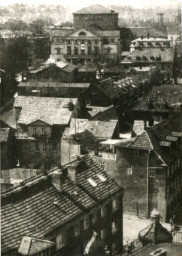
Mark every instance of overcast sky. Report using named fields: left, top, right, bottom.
left=0, top=0, right=181, bottom=8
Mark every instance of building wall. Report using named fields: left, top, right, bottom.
left=73, top=13, right=118, bottom=31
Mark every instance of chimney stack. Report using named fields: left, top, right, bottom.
left=51, top=170, right=63, bottom=192
left=68, top=164, right=77, bottom=184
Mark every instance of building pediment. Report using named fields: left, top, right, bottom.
left=27, top=118, right=52, bottom=126
left=65, top=29, right=98, bottom=39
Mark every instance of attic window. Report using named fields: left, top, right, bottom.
left=79, top=31, right=86, bottom=36
left=88, top=178, right=97, bottom=187
left=97, top=174, right=107, bottom=182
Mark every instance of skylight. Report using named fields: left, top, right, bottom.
left=88, top=178, right=97, bottom=187
left=97, top=174, right=107, bottom=182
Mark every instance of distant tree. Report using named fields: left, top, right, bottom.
left=4, top=19, right=28, bottom=32
left=60, top=21, right=73, bottom=27
left=29, top=18, right=54, bottom=34
left=0, top=36, right=32, bottom=77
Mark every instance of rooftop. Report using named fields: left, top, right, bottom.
left=122, top=48, right=174, bottom=64
left=73, top=5, right=118, bottom=14
left=1, top=155, right=122, bottom=254
left=14, top=96, right=78, bottom=125
left=63, top=118, right=118, bottom=140
left=133, top=85, right=182, bottom=111
left=0, top=128, right=10, bottom=143
left=119, top=112, right=182, bottom=165
left=129, top=27, right=167, bottom=38
left=18, top=81, right=90, bottom=88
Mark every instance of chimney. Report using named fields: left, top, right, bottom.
left=51, top=170, right=63, bottom=192
left=68, top=164, right=77, bottom=184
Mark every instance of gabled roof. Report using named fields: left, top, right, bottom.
left=119, top=112, right=182, bottom=164
left=0, top=128, right=10, bottom=143
left=14, top=96, right=78, bottom=126
left=18, top=236, right=54, bottom=255
left=1, top=155, right=122, bottom=253
left=73, top=5, right=118, bottom=14
left=63, top=118, right=118, bottom=140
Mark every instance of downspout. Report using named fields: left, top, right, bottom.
left=147, top=150, right=151, bottom=218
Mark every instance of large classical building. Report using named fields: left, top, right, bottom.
left=51, top=5, right=121, bottom=64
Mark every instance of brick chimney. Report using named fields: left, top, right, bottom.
left=51, top=170, right=63, bottom=192
left=68, top=164, right=77, bottom=184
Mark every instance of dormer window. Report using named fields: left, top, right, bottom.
left=42, top=127, right=45, bottom=135
left=33, top=127, right=36, bottom=135
left=56, top=232, right=66, bottom=249
left=74, top=223, right=80, bottom=237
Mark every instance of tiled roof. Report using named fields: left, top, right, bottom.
left=0, top=128, right=10, bottom=143
left=18, top=81, right=90, bottom=88
left=0, top=109, right=17, bottom=129
left=122, top=47, right=174, bottom=63
left=90, top=105, right=118, bottom=121
left=18, top=236, right=54, bottom=255
left=1, top=155, right=122, bottom=253
left=14, top=96, right=78, bottom=125
left=133, top=85, right=182, bottom=111
left=73, top=5, right=118, bottom=14
left=63, top=119, right=118, bottom=140
left=121, top=112, right=182, bottom=164
left=129, top=27, right=167, bottom=38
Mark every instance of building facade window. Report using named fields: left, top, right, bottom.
left=43, top=142, right=47, bottom=151
left=83, top=216, right=89, bottom=230
left=101, top=205, right=106, bottom=218
left=149, top=169, right=155, bottom=178
left=33, top=127, right=36, bottom=135
left=92, top=211, right=97, bottom=224
left=35, top=142, right=39, bottom=152
left=112, top=220, right=118, bottom=233
left=56, top=232, right=66, bottom=249
left=56, top=48, right=61, bottom=55
left=127, top=166, right=133, bottom=175
left=67, top=46, right=71, bottom=55
left=74, top=223, right=80, bottom=237
left=42, top=127, right=45, bottom=135
left=101, top=228, right=106, bottom=240
left=100, top=162, right=106, bottom=170
left=53, top=143, right=57, bottom=150
left=112, top=198, right=118, bottom=212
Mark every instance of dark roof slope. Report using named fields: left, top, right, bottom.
left=73, top=5, right=118, bottom=14
left=133, top=85, right=182, bottom=111
left=1, top=155, right=122, bottom=254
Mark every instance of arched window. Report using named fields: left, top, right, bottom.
left=79, top=31, right=86, bottom=36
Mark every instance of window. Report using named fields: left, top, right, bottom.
left=127, top=166, right=133, bottom=175
left=112, top=220, right=118, bottom=233
left=101, top=205, right=106, bottom=218
left=74, top=223, right=80, bottom=237
left=86, top=99, right=91, bottom=105
left=33, top=127, right=36, bottom=135
left=79, top=31, right=86, bottom=36
left=56, top=232, right=66, bottom=249
left=53, top=143, right=57, bottom=150
left=43, top=142, right=47, bottom=151
left=112, top=242, right=117, bottom=253
left=74, top=46, right=78, bottom=55
left=149, top=169, right=155, bottom=178
left=81, top=49, right=85, bottom=55
left=92, top=211, right=97, bottom=224
left=100, top=162, right=106, bottom=170
left=101, top=228, right=106, bottom=240
left=88, top=45, right=92, bottom=55
left=56, top=48, right=61, bottom=55
left=42, top=127, right=45, bottom=135
left=67, top=46, right=71, bottom=55
left=83, top=216, right=89, bottom=230
left=35, top=142, right=39, bottom=152
left=112, top=198, right=118, bottom=212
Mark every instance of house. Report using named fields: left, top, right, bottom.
left=1, top=155, right=124, bottom=256
left=13, top=96, right=82, bottom=168
left=61, top=118, right=119, bottom=165
left=26, top=59, right=78, bottom=83
left=1, top=168, right=40, bottom=192
left=121, top=38, right=174, bottom=79
left=0, top=128, right=16, bottom=169
left=17, top=81, right=90, bottom=98
left=51, top=5, right=121, bottom=64
left=116, top=112, right=182, bottom=221
left=132, top=84, right=182, bottom=126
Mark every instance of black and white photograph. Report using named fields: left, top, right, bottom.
left=0, top=0, right=182, bottom=255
